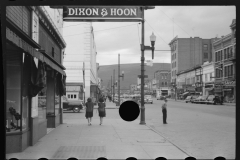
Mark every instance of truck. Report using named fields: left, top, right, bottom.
left=156, top=88, right=170, bottom=100
left=62, top=96, right=83, bottom=113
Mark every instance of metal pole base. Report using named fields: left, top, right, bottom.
left=139, top=107, right=146, bottom=125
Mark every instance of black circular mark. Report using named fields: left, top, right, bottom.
left=185, top=157, right=197, bottom=160
left=119, top=100, right=140, bottom=122
left=214, top=156, right=226, bottom=160
left=97, top=157, right=107, bottom=160
left=155, top=157, right=167, bottom=160
left=126, top=157, right=137, bottom=160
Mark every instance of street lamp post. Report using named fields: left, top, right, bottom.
left=82, top=62, right=85, bottom=104
left=140, top=6, right=156, bottom=125
left=117, top=54, right=124, bottom=106
left=113, top=69, right=115, bottom=103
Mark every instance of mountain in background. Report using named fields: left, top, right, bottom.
left=98, top=63, right=170, bottom=90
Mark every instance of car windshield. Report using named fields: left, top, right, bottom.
left=202, top=96, right=208, bottom=99
left=186, top=96, right=192, bottom=99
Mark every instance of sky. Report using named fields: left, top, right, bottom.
left=62, top=6, right=236, bottom=66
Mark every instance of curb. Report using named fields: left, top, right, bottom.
left=146, top=124, right=192, bottom=157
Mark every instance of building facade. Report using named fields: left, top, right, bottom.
left=5, top=6, right=66, bottom=153
left=201, top=61, right=215, bottom=96
left=212, top=19, right=236, bottom=102
left=169, top=37, right=212, bottom=85
left=63, top=22, right=98, bottom=103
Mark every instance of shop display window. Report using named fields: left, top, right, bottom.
left=55, top=94, right=60, bottom=115
left=46, top=70, right=55, bottom=116
left=6, top=53, right=22, bottom=133
left=38, top=87, right=47, bottom=122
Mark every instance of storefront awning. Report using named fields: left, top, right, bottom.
left=6, top=26, right=66, bottom=76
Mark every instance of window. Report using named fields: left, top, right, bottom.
left=52, top=47, right=54, bottom=57
left=165, top=82, right=167, bottom=85
left=203, top=44, right=208, bottom=51
left=215, top=52, right=218, bottom=61
left=162, top=82, right=164, bottom=86
left=220, top=50, right=222, bottom=61
left=204, top=53, right=208, bottom=59
left=68, top=95, right=70, bottom=98
left=74, top=95, right=76, bottom=98
left=224, top=49, right=227, bottom=59
left=71, top=95, right=73, bottom=99
left=210, top=73, right=212, bottom=81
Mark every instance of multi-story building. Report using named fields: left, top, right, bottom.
left=154, top=70, right=171, bottom=96
left=63, top=22, right=98, bottom=103
left=212, top=19, right=236, bottom=102
left=201, top=61, right=215, bottom=96
left=169, top=37, right=213, bottom=85
left=5, top=6, right=66, bottom=153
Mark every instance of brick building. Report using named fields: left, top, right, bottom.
left=212, top=19, right=236, bottom=102
left=169, top=37, right=213, bottom=85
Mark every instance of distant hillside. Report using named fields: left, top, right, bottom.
left=98, top=63, right=170, bottom=89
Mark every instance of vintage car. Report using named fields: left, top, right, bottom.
left=157, top=95, right=166, bottom=100
left=185, top=96, right=193, bottom=103
left=192, top=95, right=208, bottom=104
left=62, top=96, right=83, bottom=113
left=144, top=95, right=153, bottom=104
left=205, top=95, right=222, bottom=105
left=185, top=95, right=199, bottom=103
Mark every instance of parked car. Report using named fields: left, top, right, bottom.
left=62, top=96, right=83, bottom=113
left=205, top=95, right=222, bottom=105
left=144, top=95, right=153, bottom=104
left=185, top=96, right=193, bottom=103
left=193, top=95, right=208, bottom=104
left=190, top=95, right=199, bottom=103
left=157, top=95, right=166, bottom=100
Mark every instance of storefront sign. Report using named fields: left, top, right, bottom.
left=224, top=80, right=235, bottom=86
left=66, top=86, right=81, bottom=91
left=63, top=6, right=142, bottom=22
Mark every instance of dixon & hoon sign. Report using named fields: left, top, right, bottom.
left=63, top=6, right=142, bottom=22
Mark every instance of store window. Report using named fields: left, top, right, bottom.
left=6, top=52, right=22, bottom=133
left=38, top=87, right=47, bottom=122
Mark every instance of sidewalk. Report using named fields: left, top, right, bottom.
left=6, top=104, right=190, bottom=159
left=167, top=98, right=236, bottom=106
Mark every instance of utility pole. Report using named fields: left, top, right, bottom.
left=113, top=69, right=115, bottom=103
left=118, top=54, right=120, bottom=106
left=111, top=76, right=112, bottom=101
left=140, top=7, right=146, bottom=125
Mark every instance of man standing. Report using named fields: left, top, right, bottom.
left=162, top=99, right=168, bottom=124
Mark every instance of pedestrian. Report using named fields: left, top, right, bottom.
left=85, top=97, right=94, bottom=126
left=162, top=99, right=168, bottom=124
left=98, top=97, right=106, bottom=125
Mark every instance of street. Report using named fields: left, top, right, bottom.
left=62, top=98, right=235, bottom=159
left=143, top=98, right=235, bottom=159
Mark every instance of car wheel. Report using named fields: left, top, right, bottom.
left=151, top=102, right=153, bottom=104
left=73, top=107, right=80, bottom=113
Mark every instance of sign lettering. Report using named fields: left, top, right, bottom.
left=63, top=6, right=142, bottom=22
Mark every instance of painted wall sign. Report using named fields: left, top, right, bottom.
left=63, top=6, right=142, bottom=22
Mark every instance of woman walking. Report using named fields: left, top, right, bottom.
left=85, top=97, right=94, bottom=126
left=162, top=99, right=168, bottom=124
left=98, top=97, right=106, bottom=125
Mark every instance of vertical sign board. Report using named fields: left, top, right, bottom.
left=63, top=6, right=142, bottom=22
